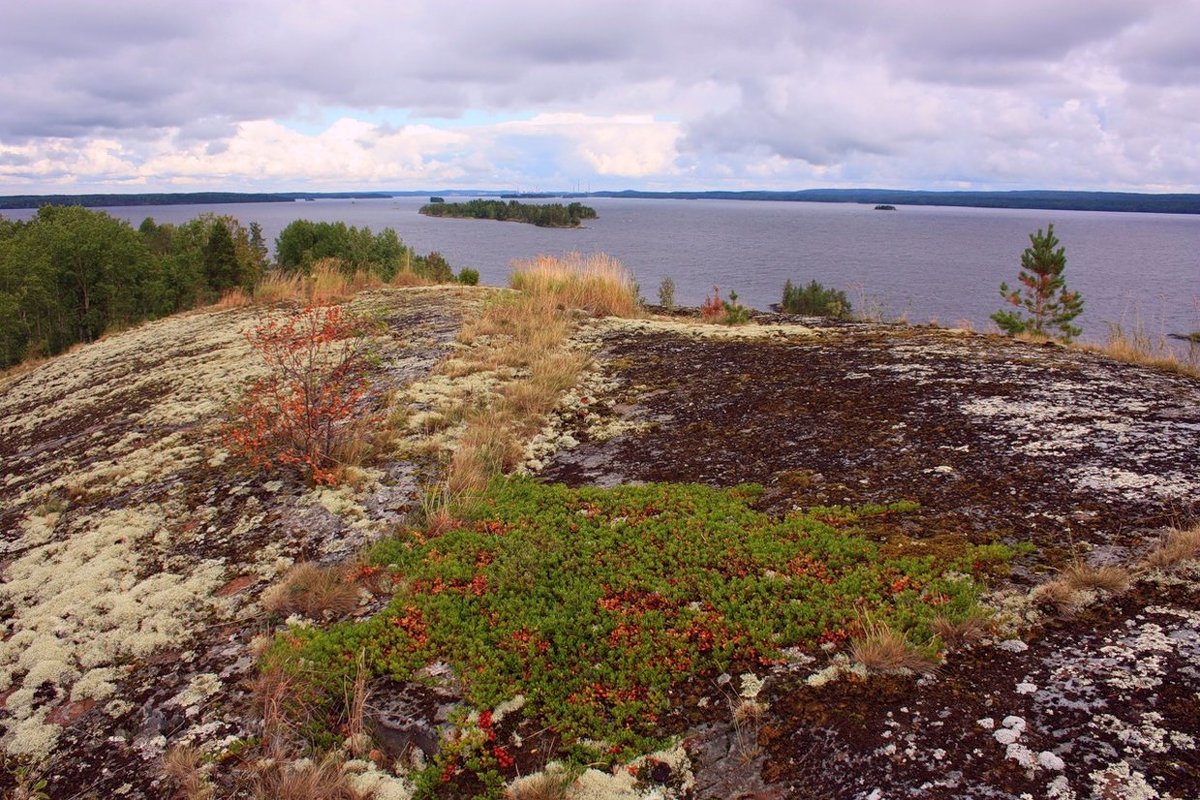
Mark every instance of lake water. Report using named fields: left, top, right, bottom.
left=6, top=196, right=1199, bottom=343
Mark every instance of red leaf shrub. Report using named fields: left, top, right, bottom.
left=700, top=286, right=725, bottom=321
left=226, top=304, right=376, bottom=484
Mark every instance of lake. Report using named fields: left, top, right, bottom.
left=5, top=196, right=1199, bottom=343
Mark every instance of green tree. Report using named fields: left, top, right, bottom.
left=781, top=279, right=851, bottom=319
left=203, top=219, right=239, bottom=293
left=991, top=223, right=1084, bottom=341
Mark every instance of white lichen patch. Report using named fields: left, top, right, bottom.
left=0, top=507, right=225, bottom=758
left=171, top=673, right=223, bottom=711
left=570, top=740, right=694, bottom=800
left=590, top=315, right=818, bottom=341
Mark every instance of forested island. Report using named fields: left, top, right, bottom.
left=419, top=199, right=598, bottom=227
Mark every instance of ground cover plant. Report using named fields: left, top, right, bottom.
left=264, top=478, right=1018, bottom=795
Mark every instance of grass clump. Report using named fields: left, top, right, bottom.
left=508, top=252, right=640, bottom=318
left=781, top=279, right=852, bottom=319
left=249, top=753, right=366, bottom=800
left=265, top=478, right=1016, bottom=784
left=1077, top=321, right=1200, bottom=379
left=1143, top=523, right=1200, bottom=571
left=850, top=617, right=939, bottom=674
left=161, top=745, right=215, bottom=800
left=262, top=563, right=360, bottom=620
left=1032, top=559, right=1130, bottom=616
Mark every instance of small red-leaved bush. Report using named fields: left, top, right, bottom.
left=227, top=304, right=375, bottom=485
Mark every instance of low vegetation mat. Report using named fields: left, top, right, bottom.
left=268, top=478, right=1017, bottom=782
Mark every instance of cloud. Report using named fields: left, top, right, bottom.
left=0, top=0, right=1198, bottom=192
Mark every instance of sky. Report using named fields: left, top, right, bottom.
left=2, top=0, right=1199, bottom=195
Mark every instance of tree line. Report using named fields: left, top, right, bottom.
left=0, top=209, right=459, bottom=368
left=419, top=199, right=597, bottom=227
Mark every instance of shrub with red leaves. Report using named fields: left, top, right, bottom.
left=226, top=304, right=376, bottom=485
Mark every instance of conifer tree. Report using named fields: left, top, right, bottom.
left=991, top=223, right=1084, bottom=341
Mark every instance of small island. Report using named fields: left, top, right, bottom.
left=874, top=204, right=897, bottom=211
left=419, top=198, right=598, bottom=227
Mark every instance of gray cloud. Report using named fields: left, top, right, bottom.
left=0, top=0, right=1198, bottom=191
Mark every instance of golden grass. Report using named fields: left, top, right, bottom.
left=1061, top=562, right=1131, bottom=593
left=161, top=745, right=215, bottom=800
left=254, top=269, right=310, bottom=304
left=850, top=619, right=938, bottom=673
left=251, top=753, right=366, bottom=800
left=1143, top=523, right=1200, bottom=570
left=343, top=649, right=371, bottom=757
left=436, top=275, right=594, bottom=504
left=1077, top=321, right=1200, bottom=378
left=213, top=287, right=254, bottom=309
left=253, top=259, right=436, bottom=306
left=506, top=768, right=575, bottom=800
left=509, top=252, right=640, bottom=318
left=1030, top=577, right=1077, bottom=614
left=931, top=614, right=990, bottom=648
left=1032, top=560, right=1130, bottom=617
left=727, top=695, right=766, bottom=763
left=261, top=563, right=360, bottom=620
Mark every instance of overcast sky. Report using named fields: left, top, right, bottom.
left=2, top=0, right=1199, bottom=194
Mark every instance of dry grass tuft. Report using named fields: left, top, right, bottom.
left=1061, top=562, right=1131, bottom=594
left=850, top=619, right=938, bottom=673
left=251, top=753, right=366, bottom=800
left=252, top=259, right=434, bottom=306
left=1077, top=321, right=1200, bottom=379
left=1143, top=523, right=1200, bottom=570
left=509, top=252, right=640, bottom=318
left=213, top=287, right=254, bottom=309
left=343, top=649, right=372, bottom=757
left=1031, top=560, right=1130, bottom=617
left=262, top=563, right=360, bottom=620
left=254, top=270, right=310, bottom=304
left=162, top=744, right=215, bottom=800
left=1030, top=577, right=1078, bottom=614
left=931, top=614, right=990, bottom=648
left=506, top=768, right=575, bottom=800
left=447, top=417, right=526, bottom=498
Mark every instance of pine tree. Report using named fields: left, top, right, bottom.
left=991, top=223, right=1084, bottom=342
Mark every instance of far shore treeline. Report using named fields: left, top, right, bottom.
left=0, top=208, right=456, bottom=368
left=419, top=198, right=598, bottom=227
left=3, top=189, right=1199, bottom=214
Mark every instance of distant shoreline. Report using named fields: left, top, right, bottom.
left=2, top=188, right=1198, bottom=215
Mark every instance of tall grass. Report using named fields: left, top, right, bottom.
left=1079, top=320, right=1200, bottom=378
left=438, top=255, right=637, bottom=500
left=509, top=252, right=640, bottom=318
left=253, top=258, right=436, bottom=305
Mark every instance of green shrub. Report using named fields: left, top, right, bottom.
left=781, top=279, right=852, bottom=319
left=657, top=277, right=676, bottom=309
left=267, top=478, right=1015, bottom=775
left=458, top=267, right=480, bottom=286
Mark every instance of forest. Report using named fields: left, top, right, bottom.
left=0, top=208, right=452, bottom=368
